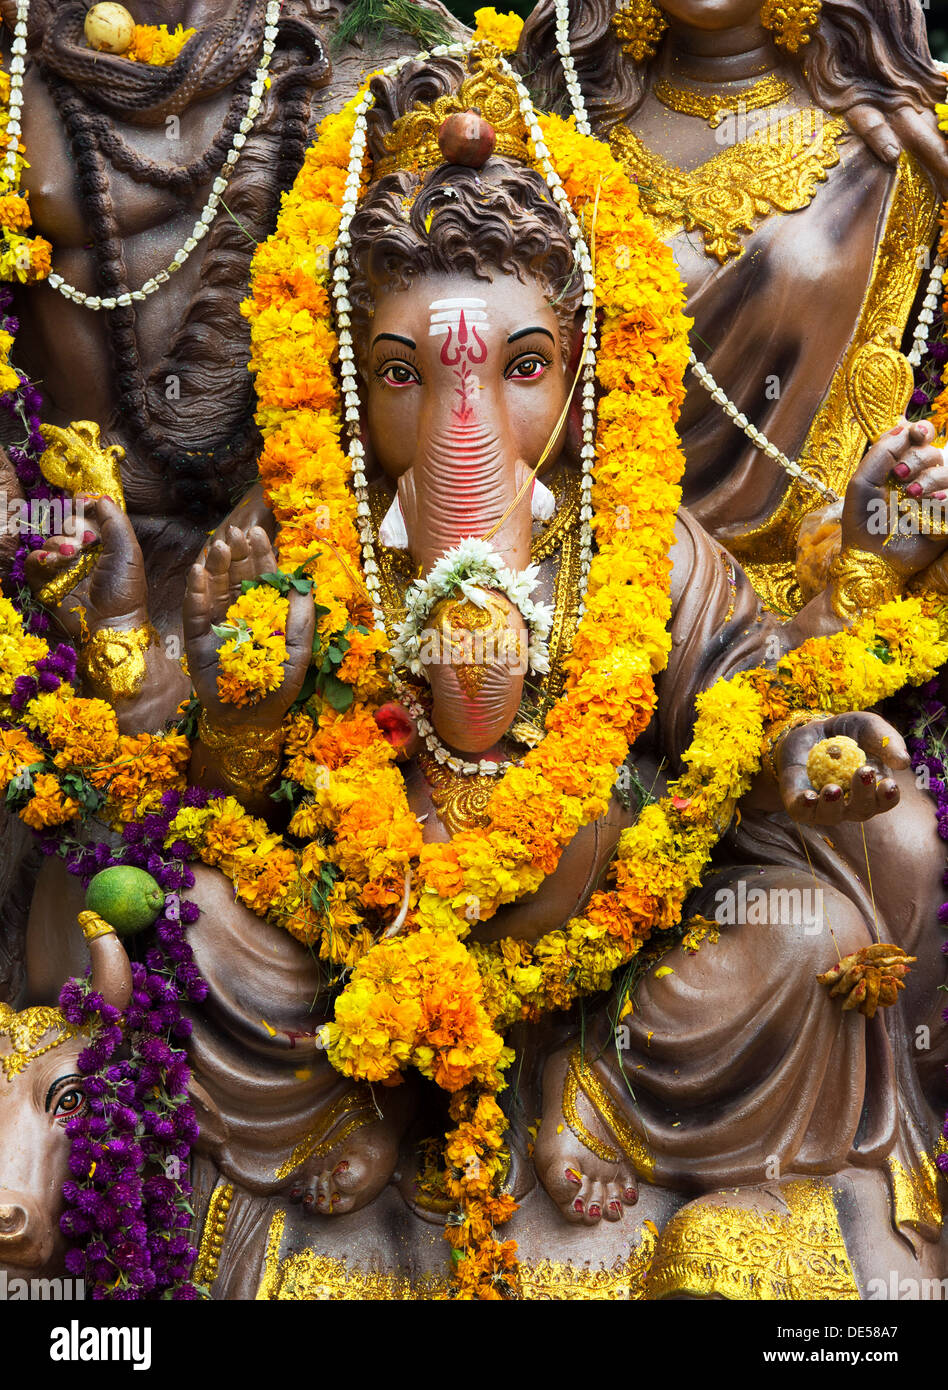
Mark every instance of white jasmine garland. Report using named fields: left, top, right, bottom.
left=10, top=0, right=283, bottom=308
left=391, top=540, right=554, bottom=677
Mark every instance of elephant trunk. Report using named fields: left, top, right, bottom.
left=397, top=414, right=534, bottom=756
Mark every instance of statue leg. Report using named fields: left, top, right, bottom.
left=285, top=1079, right=417, bottom=1218
left=184, top=864, right=417, bottom=1219
left=534, top=866, right=881, bottom=1224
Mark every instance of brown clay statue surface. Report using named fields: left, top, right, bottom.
left=1, top=4, right=948, bottom=1308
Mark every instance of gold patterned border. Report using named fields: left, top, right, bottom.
left=646, top=1179, right=860, bottom=1300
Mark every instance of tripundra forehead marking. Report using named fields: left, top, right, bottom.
left=428, top=297, right=490, bottom=337
left=0, top=1002, right=78, bottom=1082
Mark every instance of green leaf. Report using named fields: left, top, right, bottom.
left=310, top=863, right=341, bottom=915
left=320, top=674, right=354, bottom=712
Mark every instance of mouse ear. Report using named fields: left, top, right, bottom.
left=438, top=110, right=496, bottom=168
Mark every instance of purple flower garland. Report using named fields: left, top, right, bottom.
left=0, top=337, right=209, bottom=1298
left=900, top=680, right=948, bottom=1175
left=56, top=790, right=209, bottom=1300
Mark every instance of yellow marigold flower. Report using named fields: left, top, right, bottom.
left=19, top=772, right=81, bottom=829
left=126, top=23, right=196, bottom=64
left=216, top=586, right=290, bottom=707
left=472, top=7, right=524, bottom=51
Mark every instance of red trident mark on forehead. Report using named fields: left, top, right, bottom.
left=430, top=298, right=490, bottom=367
left=440, top=309, right=489, bottom=367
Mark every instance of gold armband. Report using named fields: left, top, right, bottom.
left=80, top=623, right=159, bottom=701
left=78, top=909, right=115, bottom=942
left=197, top=709, right=284, bottom=798
left=761, top=710, right=825, bottom=782
left=36, top=546, right=101, bottom=610
left=829, top=547, right=901, bottom=624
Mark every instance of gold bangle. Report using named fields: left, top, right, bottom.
left=36, top=546, right=101, bottom=610
left=196, top=709, right=285, bottom=798
left=80, top=623, right=159, bottom=701
left=78, top=909, right=115, bottom=942
left=761, top=710, right=825, bottom=782
left=829, top=547, right=902, bottom=624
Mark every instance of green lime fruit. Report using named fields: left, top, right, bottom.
left=85, top=866, right=165, bottom=938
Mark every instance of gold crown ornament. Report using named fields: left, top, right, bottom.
left=0, top=1002, right=79, bottom=1081
left=375, top=44, right=534, bottom=178
left=612, top=0, right=668, bottom=64
left=760, top=0, right=822, bottom=53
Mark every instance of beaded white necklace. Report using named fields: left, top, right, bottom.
left=333, top=41, right=597, bottom=778
left=551, top=0, right=945, bottom=507
left=4, top=0, right=280, bottom=310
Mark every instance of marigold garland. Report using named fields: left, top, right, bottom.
left=0, top=65, right=51, bottom=390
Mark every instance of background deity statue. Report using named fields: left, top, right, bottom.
left=0, top=0, right=465, bottom=1001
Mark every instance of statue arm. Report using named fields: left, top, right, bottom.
left=667, top=509, right=909, bottom=826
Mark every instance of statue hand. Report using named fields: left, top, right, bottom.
left=847, top=103, right=948, bottom=199
left=24, top=496, right=148, bottom=640
left=777, top=712, right=909, bottom=826
left=842, top=419, right=948, bottom=580
left=183, top=525, right=315, bottom=732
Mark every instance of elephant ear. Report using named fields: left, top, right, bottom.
left=189, top=1078, right=229, bottom=1154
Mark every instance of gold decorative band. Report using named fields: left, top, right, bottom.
left=563, top=1046, right=654, bottom=1177
left=77, top=909, right=116, bottom=942
left=829, top=547, right=902, bottom=624
left=193, top=1181, right=234, bottom=1290
left=654, top=73, right=793, bottom=128
left=36, top=546, right=100, bottom=610
left=275, top=1088, right=376, bottom=1181
left=760, top=710, right=825, bottom=782
left=196, top=711, right=285, bottom=799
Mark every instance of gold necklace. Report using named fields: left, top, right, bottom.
left=610, top=108, right=848, bottom=264
left=654, top=72, right=794, bottom=128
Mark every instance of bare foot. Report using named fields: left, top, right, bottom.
left=287, top=1083, right=413, bottom=1217
left=534, top=1043, right=639, bottom=1226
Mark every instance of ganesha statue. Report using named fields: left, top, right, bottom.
left=1, top=0, right=948, bottom=1307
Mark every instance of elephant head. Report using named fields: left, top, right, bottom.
left=349, top=76, right=585, bottom=757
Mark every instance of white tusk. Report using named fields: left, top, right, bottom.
left=379, top=496, right=409, bottom=549
left=532, top=478, right=556, bottom=521
left=384, top=868, right=412, bottom=937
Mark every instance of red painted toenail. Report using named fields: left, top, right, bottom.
left=609, top=1200, right=621, bottom=1212
left=573, top=1199, right=584, bottom=1213
left=588, top=1204, right=601, bottom=1217
left=565, top=1167, right=582, bottom=1184
left=623, top=1188, right=637, bottom=1203
left=334, top=1161, right=349, bottom=1175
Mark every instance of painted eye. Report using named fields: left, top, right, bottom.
left=54, top=1088, right=85, bottom=1122
left=379, top=362, right=420, bottom=387
left=506, top=355, right=549, bottom=381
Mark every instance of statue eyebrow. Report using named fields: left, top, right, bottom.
left=507, top=327, right=555, bottom=344
left=372, top=332, right=417, bottom=350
